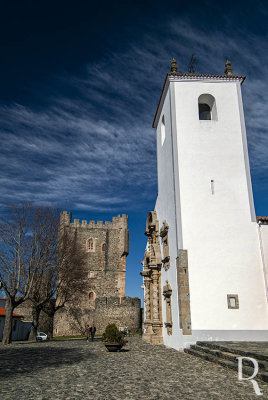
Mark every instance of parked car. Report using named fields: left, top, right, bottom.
left=36, top=332, right=48, bottom=342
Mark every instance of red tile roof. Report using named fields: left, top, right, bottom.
left=168, top=72, right=246, bottom=81
left=0, top=306, right=24, bottom=318
left=257, top=216, right=268, bottom=225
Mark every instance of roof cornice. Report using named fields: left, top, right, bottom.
left=152, top=73, right=246, bottom=128
left=257, top=216, right=268, bottom=225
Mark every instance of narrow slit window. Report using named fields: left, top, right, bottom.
left=211, top=180, right=215, bottom=194
left=161, top=115, right=166, bottom=146
left=89, top=291, right=95, bottom=301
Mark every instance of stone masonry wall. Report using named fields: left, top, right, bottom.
left=60, top=211, right=129, bottom=299
left=54, top=296, right=141, bottom=336
left=54, top=212, right=140, bottom=337
left=94, top=297, right=141, bottom=333
left=177, top=250, right=192, bottom=335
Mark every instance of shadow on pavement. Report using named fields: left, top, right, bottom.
left=0, top=344, right=94, bottom=378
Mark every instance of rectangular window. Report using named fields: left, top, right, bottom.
left=227, top=294, right=239, bottom=309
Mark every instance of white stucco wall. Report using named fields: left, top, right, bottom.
left=154, top=85, right=184, bottom=349
left=154, top=76, right=268, bottom=348
left=258, top=223, right=268, bottom=303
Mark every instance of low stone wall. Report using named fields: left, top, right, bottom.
left=53, top=296, right=141, bottom=337
left=94, top=296, right=141, bottom=333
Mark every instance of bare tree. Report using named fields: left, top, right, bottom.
left=0, top=202, right=54, bottom=344
left=66, top=306, right=87, bottom=336
left=29, top=226, right=87, bottom=339
left=0, top=202, right=87, bottom=344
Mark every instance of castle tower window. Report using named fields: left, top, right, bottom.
left=102, top=243, right=107, bottom=251
left=198, top=94, right=217, bottom=121
left=86, top=238, right=95, bottom=252
left=89, top=291, right=95, bottom=301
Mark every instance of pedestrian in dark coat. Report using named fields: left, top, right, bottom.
left=89, top=324, right=96, bottom=342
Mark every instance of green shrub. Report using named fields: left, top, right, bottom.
left=103, top=324, right=125, bottom=345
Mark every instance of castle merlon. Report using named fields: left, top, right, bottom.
left=60, top=211, right=128, bottom=229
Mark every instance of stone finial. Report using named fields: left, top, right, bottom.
left=224, top=59, right=233, bottom=76
left=170, top=58, right=178, bottom=73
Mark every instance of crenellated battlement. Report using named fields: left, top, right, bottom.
left=60, top=211, right=128, bottom=229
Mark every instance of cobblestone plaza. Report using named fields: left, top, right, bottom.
left=1, top=337, right=267, bottom=400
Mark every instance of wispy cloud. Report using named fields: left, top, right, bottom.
left=0, top=16, right=267, bottom=212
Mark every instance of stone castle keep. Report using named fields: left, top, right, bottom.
left=53, top=211, right=141, bottom=336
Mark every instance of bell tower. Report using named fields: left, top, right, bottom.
left=142, top=59, right=268, bottom=349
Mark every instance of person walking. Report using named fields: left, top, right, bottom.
left=89, top=324, right=96, bottom=342
left=85, top=324, right=90, bottom=341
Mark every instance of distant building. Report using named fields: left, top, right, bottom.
left=0, top=299, right=31, bottom=341
left=141, top=59, right=268, bottom=349
left=54, top=212, right=140, bottom=336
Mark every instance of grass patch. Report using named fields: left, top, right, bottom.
left=54, top=335, right=84, bottom=340
left=54, top=334, right=103, bottom=340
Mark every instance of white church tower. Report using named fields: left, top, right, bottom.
left=141, top=59, right=268, bottom=350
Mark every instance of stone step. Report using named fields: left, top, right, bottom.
left=196, top=341, right=268, bottom=362
left=184, top=345, right=268, bottom=383
left=184, top=347, right=217, bottom=363
left=191, top=344, right=268, bottom=371
left=216, top=358, right=268, bottom=383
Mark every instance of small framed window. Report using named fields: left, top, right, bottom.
left=86, top=238, right=95, bottom=252
left=102, top=243, right=106, bottom=252
left=227, top=294, right=239, bottom=309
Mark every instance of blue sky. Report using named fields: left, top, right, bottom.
left=0, top=1, right=268, bottom=300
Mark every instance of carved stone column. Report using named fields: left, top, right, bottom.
left=140, top=269, right=153, bottom=341
left=163, top=280, right=172, bottom=335
left=152, top=270, right=160, bottom=322
left=150, top=268, right=163, bottom=344
left=141, top=211, right=163, bottom=344
left=144, top=280, right=151, bottom=321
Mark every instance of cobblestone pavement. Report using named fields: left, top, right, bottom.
left=1, top=337, right=267, bottom=400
